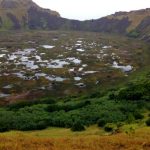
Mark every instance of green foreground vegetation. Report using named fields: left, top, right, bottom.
left=0, top=70, right=150, bottom=133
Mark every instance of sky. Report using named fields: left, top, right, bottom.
left=33, top=0, right=150, bottom=20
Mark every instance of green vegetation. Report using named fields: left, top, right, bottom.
left=71, top=121, right=85, bottom=131
left=127, top=30, right=140, bottom=38
left=104, top=123, right=117, bottom=132
left=0, top=72, right=149, bottom=132
left=146, top=118, right=150, bottom=126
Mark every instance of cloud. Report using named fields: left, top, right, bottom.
left=33, top=0, right=150, bottom=20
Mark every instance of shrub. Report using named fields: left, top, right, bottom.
left=89, top=92, right=102, bottom=98
left=126, top=113, right=135, bottom=123
left=71, top=121, right=85, bottom=132
left=97, top=119, right=107, bottom=127
left=104, top=123, right=117, bottom=132
left=127, top=30, right=140, bottom=38
left=146, top=118, right=150, bottom=126
left=108, top=93, right=116, bottom=100
left=118, top=88, right=143, bottom=100
left=133, top=112, right=144, bottom=120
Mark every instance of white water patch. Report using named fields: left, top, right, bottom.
left=102, top=45, right=112, bottom=49
left=57, top=54, right=63, bottom=58
left=8, top=54, right=17, bottom=61
left=76, top=48, right=85, bottom=52
left=42, top=45, right=55, bottom=49
left=74, top=77, right=82, bottom=81
left=78, top=68, right=83, bottom=71
left=0, top=54, right=5, bottom=58
left=3, top=85, right=13, bottom=89
left=75, top=41, right=82, bottom=46
left=52, top=38, right=58, bottom=41
left=21, top=61, right=39, bottom=70
left=84, top=71, right=98, bottom=74
left=112, top=61, right=133, bottom=72
left=46, top=76, right=68, bottom=82
left=0, top=93, right=10, bottom=98
left=65, top=47, right=73, bottom=51
left=69, top=68, right=75, bottom=72
left=47, top=59, right=70, bottom=68
left=35, top=55, right=42, bottom=62
left=14, top=48, right=36, bottom=56
left=75, top=43, right=82, bottom=46
left=20, top=56, right=29, bottom=62
left=82, top=64, right=88, bottom=67
left=67, top=57, right=82, bottom=64
left=35, top=73, right=47, bottom=77
left=77, top=40, right=82, bottom=43
left=100, top=50, right=104, bottom=54
left=72, top=59, right=82, bottom=64
left=26, top=41, right=35, bottom=44
left=40, top=53, right=46, bottom=55
left=13, top=72, right=25, bottom=79
left=75, top=83, right=86, bottom=88
left=35, top=73, right=68, bottom=82
left=1, top=50, right=8, bottom=53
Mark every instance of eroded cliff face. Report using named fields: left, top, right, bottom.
left=0, top=0, right=149, bottom=38
left=0, top=0, right=60, bottom=29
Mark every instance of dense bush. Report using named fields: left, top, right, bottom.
left=97, top=118, right=107, bottom=127
left=133, top=112, right=144, bottom=120
left=89, top=92, right=103, bottom=98
left=146, top=118, right=150, bottom=126
left=0, top=111, right=15, bottom=132
left=71, top=121, right=85, bottom=131
left=109, top=79, right=150, bottom=101
left=7, top=98, right=56, bottom=111
left=0, top=76, right=149, bottom=132
left=47, top=100, right=90, bottom=112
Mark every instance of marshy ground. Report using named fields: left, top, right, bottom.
left=0, top=31, right=149, bottom=103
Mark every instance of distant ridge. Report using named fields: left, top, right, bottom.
left=0, top=0, right=150, bottom=40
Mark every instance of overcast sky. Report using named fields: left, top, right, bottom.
left=33, top=0, right=150, bottom=20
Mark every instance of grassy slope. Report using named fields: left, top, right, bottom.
left=0, top=31, right=150, bottom=149
left=0, top=126, right=150, bottom=150
left=107, top=9, right=150, bottom=32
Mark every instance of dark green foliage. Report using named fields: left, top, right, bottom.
left=89, top=92, right=103, bottom=98
left=127, top=30, right=140, bottom=38
left=146, top=118, right=150, bottom=126
left=0, top=75, right=149, bottom=132
left=109, top=79, right=150, bottom=101
left=0, top=111, right=15, bottom=132
left=126, top=113, right=135, bottom=123
left=104, top=123, right=117, bottom=132
left=133, top=112, right=144, bottom=120
left=46, top=100, right=90, bottom=112
left=108, top=93, right=116, bottom=100
left=97, top=119, right=107, bottom=127
left=71, top=121, right=85, bottom=132
left=7, top=98, right=56, bottom=111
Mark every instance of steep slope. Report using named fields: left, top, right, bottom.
left=82, top=8, right=150, bottom=35
left=0, top=0, right=60, bottom=29
left=107, top=9, right=150, bottom=32
left=0, top=0, right=150, bottom=38
left=102, top=8, right=150, bottom=40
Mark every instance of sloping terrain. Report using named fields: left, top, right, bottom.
left=0, top=0, right=150, bottom=37
left=0, top=1, right=150, bottom=149
left=0, top=31, right=149, bottom=104
left=0, top=127, right=150, bottom=150
left=0, top=0, right=60, bottom=30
